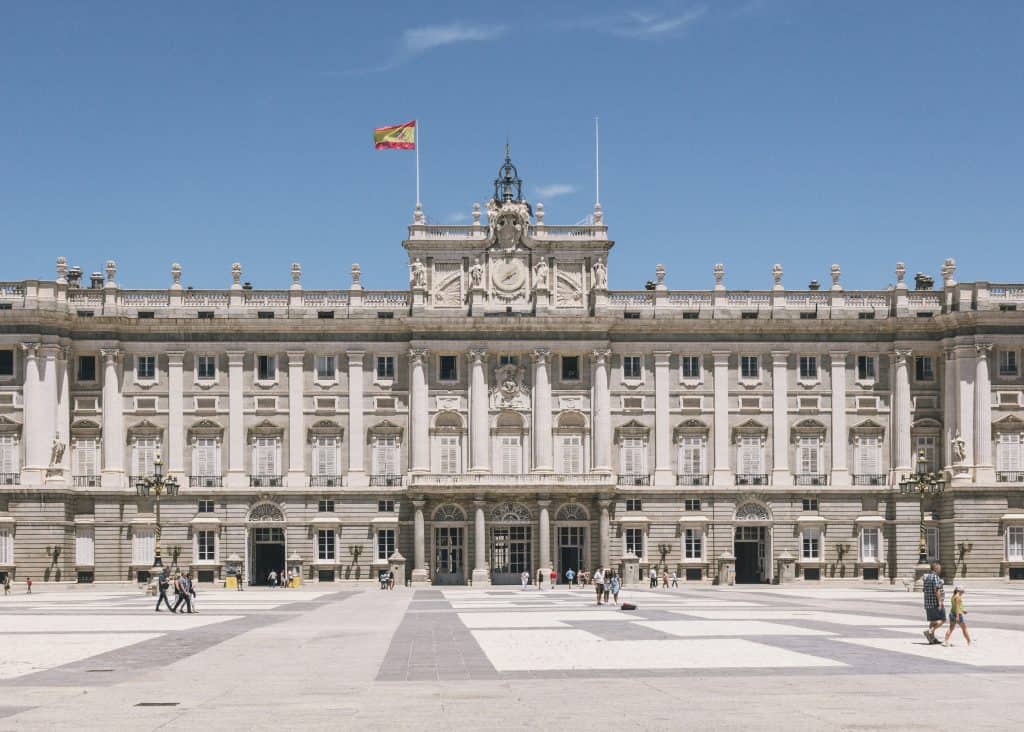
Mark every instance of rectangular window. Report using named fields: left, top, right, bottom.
left=198, top=500, right=215, bottom=513
left=257, top=355, right=276, bottom=382
left=801, top=497, right=819, bottom=512
left=253, top=436, right=278, bottom=476
left=75, top=526, right=95, bottom=567
left=799, top=356, right=818, bottom=381
left=314, top=436, right=339, bottom=476
left=499, top=435, right=521, bottom=474
left=740, top=355, right=759, bottom=380
left=73, top=438, right=98, bottom=477
left=378, top=500, right=395, bottom=513
left=681, top=356, right=700, bottom=380
left=0, top=435, right=19, bottom=474
left=684, top=498, right=702, bottom=511
left=318, top=500, right=335, bottom=513
left=623, top=355, right=642, bottom=380
left=915, top=435, right=938, bottom=471
left=620, top=437, right=646, bottom=476
left=559, top=434, right=583, bottom=474
left=376, top=356, right=395, bottom=379
left=316, top=355, right=335, bottom=382
left=997, top=433, right=1023, bottom=472
left=77, top=355, right=97, bottom=381
left=193, top=437, right=218, bottom=477
left=802, top=528, right=821, bottom=560
left=797, top=437, right=821, bottom=477
left=857, top=355, right=875, bottom=381
left=625, top=527, right=644, bottom=557
left=317, top=530, right=336, bottom=561
left=373, top=435, right=399, bottom=476
left=132, top=437, right=158, bottom=476
left=625, top=498, right=642, bottom=512
left=131, top=527, right=155, bottom=566
left=679, top=437, right=705, bottom=477
left=561, top=355, right=580, bottom=381
left=438, top=355, right=458, bottom=382
left=1000, top=350, right=1019, bottom=377
left=925, top=526, right=939, bottom=562
left=439, top=435, right=460, bottom=474
left=377, top=529, right=396, bottom=561
left=854, top=436, right=882, bottom=478
left=499, top=354, right=519, bottom=366
left=860, top=527, right=880, bottom=562
left=1008, top=526, right=1024, bottom=561
left=684, top=528, right=703, bottom=559
left=0, top=350, right=13, bottom=377
left=915, top=356, right=935, bottom=382
left=197, top=355, right=216, bottom=381
left=197, top=530, right=216, bottom=561
left=136, top=355, right=155, bottom=380
left=738, top=436, right=763, bottom=475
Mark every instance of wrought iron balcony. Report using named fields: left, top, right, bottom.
left=309, top=475, right=344, bottom=487
left=997, top=471, right=1024, bottom=483
left=249, top=474, right=283, bottom=487
left=794, top=474, right=829, bottom=486
left=0, top=472, right=19, bottom=486
left=190, top=475, right=223, bottom=488
left=736, top=473, right=768, bottom=486
left=73, top=475, right=100, bottom=487
left=617, top=474, right=650, bottom=486
left=677, top=474, right=709, bottom=486
left=853, top=474, right=887, bottom=486
left=370, top=474, right=404, bottom=487
left=407, top=472, right=614, bottom=487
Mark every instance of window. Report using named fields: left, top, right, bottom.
left=499, top=354, right=519, bottom=366
left=373, top=435, right=399, bottom=476
left=797, top=437, right=821, bottom=477
left=197, top=355, right=216, bottom=381
left=315, top=355, right=335, bottom=382
left=679, top=436, right=705, bottom=477
left=1007, top=526, right=1024, bottom=561
left=926, top=526, right=939, bottom=562
left=620, top=437, right=646, bottom=476
left=196, top=530, right=216, bottom=561
left=625, top=498, right=642, bottom=512
left=623, top=355, right=642, bottom=380
left=857, top=355, right=875, bottom=381
left=193, top=438, right=218, bottom=477
left=559, top=434, right=583, bottom=474
left=684, top=498, right=702, bottom=511
left=740, top=355, right=759, bottom=380
left=799, top=356, right=818, bottom=381
left=313, top=436, right=339, bottom=476
left=738, top=436, right=763, bottom=475
left=801, top=497, right=819, bottom=512
left=499, top=435, right=522, bottom=474
left=439, top=435, right=460, bottom=474
left=0, top=350, right=13, bottom=377
left=198, top=500, right=215, bottom=514
left=860, top=527, right=880, bottom=562
left=438, top=355, right=458, bottom=382
left=684, top=528, right=703, bottom=559
left=624, top=527, right=644, bottom=557
left=681, top=356, right=700, bottom=380
left=0, top=528, right=11, bottom=565
left=376, top=356, right=395, bottom=379
left=915, top=356, right=935, bottom=382
left=136, top=355, right=156, bottom=381
left=197, top=311, right=214, bottom=319
left=915, top=435, right=938, bottom=471
left=318, top=500, right=335, bottom=513
left=317, top=530, right=336, bottom=561
left=0, top=435, right=19, bottom=475
left=561, top=355, right=580, bottom=381
left=75, top=526, right=95, bottom=567
left=73, top=438, right=98, bottom=477
left=802, top=528, right=821, bottom=560
left=378, top=500, right=395, bottom=512
left=854, top=436, right=882, bottom=479
left=132, top=437, right=158, bottom=476
left=377, top=529, right=396, bottom=561
left=257, top=355, right=276, bottom=382
left=997, top=433, right=1023, bottom=473
left=131, top=527, right=155, bottom=566
left=77, top=355, right=96, bottom=381
left=253, top=436, right=279, bottom=476
left=1000, top=350, right=1019, bottom=377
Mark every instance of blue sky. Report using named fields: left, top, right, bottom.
left=1, top=1, right=1021, bottom=291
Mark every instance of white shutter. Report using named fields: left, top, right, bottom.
left=75, top=438, right=98, bottom=476
left=0, top=436, right=18, bottom=473
left=798, top=437, right=819, bottom=474
left=680, top=437, right=704, bottom=475
left=315, top=437, right=338, bottom=476
left=0, top=529, right=11, bottom=565
left=1008, top=527, right=1024, bottom=561
left=855, top=437, right=881, bottom=476
left=560, top=435, right=582, bottom=474
left=439, top=436, right=459, bottom=474
left=374, top=435, right=397, bottom=475
left=75, top=527, right=95, bottom=566
left=739, top=437, right=762, bottom=474
left=997, top=433, right=1022, bottom=471
left=132, top=528, right=155, bottom=565
left=620, top=437, right=644, bottom=475
left=133, top=438, right=157, bottom=475
left=194, top=438, right=217, bottom=476
left=255, top=437, right=277, bottom=475
left=500, top=436, right=521, bottom=474
left=861, top=528, right=879, bottom=561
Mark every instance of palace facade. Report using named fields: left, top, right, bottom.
left=1, top=154, right=1023, bottom=587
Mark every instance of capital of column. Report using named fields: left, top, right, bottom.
left=166, top=351, right=185, bottom=367
left=532, top=347, right=551, bottom=365
left=409, top=347, right=428, bottom=365
left=894, top=348, right=912, bottom=365
left=21, top=342, right=40, bottom=359
left=39, top=344, right=61, bottom=362
left=975, top=343, right=993, bottom=359
left=473, top=496, right=487, bottom=508
left=287, top=351, right=305, bottom=367
left=712, top=351, right=730, bottom=367
left=226, top=350, right=245, bottom=367
left=770, top=351, right=788, bottom=367
left=653, top=351, right=671, bottom=368
left=469, top=346, right=488, bottom=364
left=591, top=348, right=611, bottom=365
left=537, top=497, right=551, bottom=508
left=598, top=498, right=611, bottom=510
left=412, top=497, right=426, bottom=510
left=829, top=350, right=847, bottom=363
left=96, top=347, right=117, bottom=365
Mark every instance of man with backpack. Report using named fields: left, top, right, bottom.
left=155, top=570, right=173, bottom=612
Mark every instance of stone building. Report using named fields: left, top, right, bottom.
left=1, top=152, right=1023, bottom=587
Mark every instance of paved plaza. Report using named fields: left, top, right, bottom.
left=1, top=583, right=1024, bottom=730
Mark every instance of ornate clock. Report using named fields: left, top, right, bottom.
left=490, top=258, right=527, bottom=296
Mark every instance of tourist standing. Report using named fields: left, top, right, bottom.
left=25, top=577, right=32, bottom=594
left=550, top=567, right=557, bottom=589
left=188, top=573, right=199, bottom=613
left=537, top=568, right=545, bottom=589
left=943, top=586, right=972, bottom=647
left=602, top=573, right=612, bottom=604
left=661, top=570, right=669, bottom=588
left=649, top=567, right=657, bottom=589
left=268, top=569, right=277, bottom=588
left=671, top=571, right=679, bottom=588
left=520, top=570, right=530, bottom=590
left=155, top=570, right=173, bottom=612
left=3, top=575, right=10, bottom=595
left=565, top=567, right=575, bottom=588
left=609, top=573, right=621, bottom=605
left=922, top=562, right=946, bottom=644
left=593, top=567, right=605, bottom=606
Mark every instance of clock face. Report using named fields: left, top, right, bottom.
left=491, top=258, right=527, bottom=293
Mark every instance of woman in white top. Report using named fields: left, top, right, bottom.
left=593, top=568, right=605, bottom=606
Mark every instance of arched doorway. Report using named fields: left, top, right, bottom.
left=431, top=504, right=467, bottom=585
left=246, top=502, right=286, bottom=586
left=489, top=502, right=532, bottom=585
left=554, top=503, right=589, bottom=579
left=733, top=501, right=772, bottom=584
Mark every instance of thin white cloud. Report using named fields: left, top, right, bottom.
left=534, top=184, right=577, bottom=200
left=445, top=212, right=470, bottom=224
left=570, top=7, right=707, bottom=39
left=338, top=22, right=506, bottom=75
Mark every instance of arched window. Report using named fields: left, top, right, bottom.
left=490, top=502, right=531, bottom=523
left=734, top=502, right=770, bottom=522
left=433, top=504, right=466, bottom=522
left=248, top=502, right=285, bottom=522
left=555, top=503, right=589, bottom=522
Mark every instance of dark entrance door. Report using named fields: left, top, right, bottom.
left=734, top=526, right=765, bottom=584
left=249, top=527, right=286, bottom=585
left=559, top=547, right=580, bottom=581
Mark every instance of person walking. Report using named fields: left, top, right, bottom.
left=565, top=567, right=575, bottom=589
left=537, top=568, right=545, bottom=590
left=155, top=571, right=173, bottom=612
left=593, top=567, right=605, bottom=606
left=602, top=572, right=612, bottom=604
left=188, top=573, right=199, bottom=613
left=648, top=567, right=657, bottom=589
left=661, top=570, right=669, bottom=588
left=268, top=569, right=277, bottom=588
left=520, top=569, right=530, bottom=590
left=943, top=586, right=972, bottom=647
left=549, top=567, right=558, bottom=589
left=26, top=577, right=32, bottom=594
left=609, top=573, right=621, bottom=605
left=922, top=561, right=946, bottom=644
left=172, top=573, right=193, bottom=614
left=3, top=575, right=10, bottom=596
left=670, top=571, right=679, bottom=588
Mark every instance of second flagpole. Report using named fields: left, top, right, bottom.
left=415, top=119, right=421, bottom=208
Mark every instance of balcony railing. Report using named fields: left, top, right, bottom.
left=309, top=475, right=344, bottom=487
left=370, top=474, right=404, bottom=487
left=997, top=471, right=1024, bottom=483
left=249, top=474, right=283, bottom=487
left=0, top=472, right=20, bottom=486
left=407, top=472, right=614, bottom=487
left=73, top=475, right=100, bottom=487
left=128, top=475, right=146, bottom=488
left=617, top=474, right=650, bottom=486
left=736, top=473, right=768, bottom=486
left=677, top=474, right=709, bottom=486
left=853, top=474, right=887, bottom=486
left=190, top=475, right=223, bottom=488
left=794, top=474, right=829, bottom=486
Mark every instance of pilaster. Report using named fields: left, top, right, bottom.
left=286, top=351, right=306, bottom=488
left=592, top=348, right=612, bottom=473
left=409, top=348, right=430, bottom=473
left=532, top=348, right=553, bottom=472
left=771, top=351, right=790, bottom=486
left=712, top=351, right=731, bottom=486
left=347, top=351, right=366, bottom=486
left=974, top=344, right=994, bottom=482
left=829, top=351, right=850, bottom=486
left=166, top=351, right=185, bottom=482
left=653, top=351, right=674, bottom=486
left=469, top=347, right=490, bottom=473
left=100, top=347, right=125, bottom=489
left=226, top=351, right=247, bottom=489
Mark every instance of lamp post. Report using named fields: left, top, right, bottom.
left=898, top=448, right=945, bottom=586
left=135, top=453, right=180, bottom=568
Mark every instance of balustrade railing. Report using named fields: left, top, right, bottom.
left=736, top=473, right=768, bottom=486
left=249, top=474, right=283, bottom=487
left=853, top=474, right=887, bottom=486
left=794, top=474, right=829, bottom=486
left=677, top=474, right=709, bottom=486
left=617, top=474, right=651, bottom=486
left=73, top=475, right=100, bottom=487
left=997, top=471, right=1024, bottom=483
left=309, top=475, right=344, bottom=487
left=190, top=475, right=223, bottom=488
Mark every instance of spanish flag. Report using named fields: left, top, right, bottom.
left=374, top=120, right=416, bottom=150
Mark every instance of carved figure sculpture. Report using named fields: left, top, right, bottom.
left=50, top=434, right=66, bottom=467
left=469, top=257, right=484, bottom=288
left=951, top=430, right=967, bottom=464
left=592, top=257, right=608, bottom=290
left=409, top=258, right=426, bottom=289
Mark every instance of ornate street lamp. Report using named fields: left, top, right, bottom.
left=135, top=453, right=180, bottom=568
left=898, top=448, right=945, bottom=568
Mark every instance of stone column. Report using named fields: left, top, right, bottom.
left=598, top=499, right=611, bottom=569
left=55, top=348, right=70, bottom=477
left=943, top=348, right=956, bottom=468
left=955, top=346, right=976, bottom=471
left=472, top=497, right=489, bottom=586
left=286, top=351, right=305, bottom=488
left=100, top=348, right=124, bottom=488
left=20, top=344, right=44, bottom=482
left=771, top=351, right=790, bottom=485
left=347, top=351, right=366, bottom=486
left=469, top=348, right=489, bottom=473
left=226, top=351, right=246, bottom=488
left=40, top=347, right=59, bottom=475
left=829, top=351, right=849, bottom=486
left=975, top=344, right=994, bottom=482
left=592, top=349, right=612, bottom=473
left=532, top=348, right=553, bottom=472
left=409, top=348, right=429, bottom=473
left=712, top=351, right=731, bottom=486
left=653, top=351, right=673, bottom=486
left=167, top=351, right=185, bottom=482
left=893, top=349, right=913, bottom=473
left=411, top=498, right=428, bottom=584
left=538, top=498, right=552, bottom=587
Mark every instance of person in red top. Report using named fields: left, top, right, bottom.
left=26, top=577, right=32, bottom=594
left=549, top=568, right=557, bottom=588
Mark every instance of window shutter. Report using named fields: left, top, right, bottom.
left=739, top=437, right=761, bottom=474
left=195, top=438, right=217, bottom=476
left=998, top=433, right=1022, bottom=471
left=75, top=438, right=98, bottom=476
left=255, top=437, right=277, bottom=475
left=0, top=436, right=17, bottom=473
left=680, top=437, right=703, bottom=475
left=621, top=437, right=644, bottom=474
left=561, top=435, right=582, bottom=474
left=501, top=436, right=520, bottom=474
left=439, top=436, right=459, bottom=474
left=133, top=438, right=156, bottom=475
left=799, top=437, right=819, bottom=474
left=374, top=435, right=397, bottom=475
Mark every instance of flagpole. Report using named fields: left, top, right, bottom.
left=594, top=115, right=600, bottom=207
left=415, top=119, right=421, bottom=207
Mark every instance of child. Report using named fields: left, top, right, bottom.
left=943, top=586, right=972, bottom=647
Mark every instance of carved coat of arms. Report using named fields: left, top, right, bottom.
left=490, top=363, right=530, bottom=409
